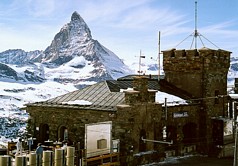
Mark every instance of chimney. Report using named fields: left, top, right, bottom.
left=133, top=76, right=148, bottom=92
left=124, top=76, right=157, bottom=104
left=133, top=76, right=149, bottom=102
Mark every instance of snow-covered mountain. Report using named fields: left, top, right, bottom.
left=0, top=11, right=132, bottom=84
left=0, top=49, right=42, bottom=65
left=1, top=11, right=238, bottom=147
left=0, top=62, right=45, bottom=83
left=0, top=11, right=133, bottom=146
left=228, top=57, right=238, bottom=82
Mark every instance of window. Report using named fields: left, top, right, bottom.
left=97, top=139, right=107, bottom=149
left=58, top=126, right=67, bottom=142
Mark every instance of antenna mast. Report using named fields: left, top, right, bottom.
left=139, top=50, right=142, bottom=75
left=138, top=50, right=145, bottom=75
left=175, top=1, right=220, bottom=49
left=194, top=1, right=198, bottom=49
left=158, top=31, right=161, bottom=80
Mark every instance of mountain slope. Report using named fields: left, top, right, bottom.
left=0, top=11, right=132, bottom=83
left=0, top=11, right=134, bottom=144
left=42, top=11, right=132, bottom=80
left=0, top=49, right=43, bottom=65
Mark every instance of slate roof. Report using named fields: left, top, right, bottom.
left=26, top=74, right=193, bottom=111
left=26, top=81, right=125, bottom=111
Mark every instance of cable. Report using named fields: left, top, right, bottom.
left=174, top=1, right=220, bottom=50
left=160, top=94, right=229, bottom=105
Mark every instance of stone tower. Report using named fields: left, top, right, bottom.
left=162, top=47, right=231, bottom=153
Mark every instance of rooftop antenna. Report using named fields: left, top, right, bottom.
left=138, top=50, right=145, bottom=75
left=158, top=31, right=161, bottom=80
left=194, top=1, right=198, bottom=49
left=175, top=1, right=219, bottom=49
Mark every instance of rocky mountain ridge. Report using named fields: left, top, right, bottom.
left=0, top=11, right=133, bottom=142
left=0, top=11, right=132, bottom=84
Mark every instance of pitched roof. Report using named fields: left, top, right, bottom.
left=26, top=81, right=125, bottom=111
left=26, top=74, right=193, bottom=111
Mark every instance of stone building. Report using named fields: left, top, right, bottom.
left=25, top=48, right=232, bottom=165
left=25, top=76, right=163, bottom=165
left=163, top=48, right=231, bottom=154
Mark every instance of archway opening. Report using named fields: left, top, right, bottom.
left=183, top=123, right=197, bottom=144
left=58, top=126, right=68, bottom=142
left=166, top=125, right=177, bottom=142
left=39, top=124, right=49, bottom=143
left=163, top=125, right=177, bottom=150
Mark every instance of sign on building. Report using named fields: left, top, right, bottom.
left=173, top=111, right=189, bottom=118
left=85, top=121, right=112, bottom=158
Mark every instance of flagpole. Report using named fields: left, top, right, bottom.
left=138, top=50, right=145, bottom=76
left=158, top=31, right=161, bottom=80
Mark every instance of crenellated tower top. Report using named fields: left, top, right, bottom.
left=163, top=48, right=230, bottom=72
left=162, top=47, right=231, bottom=99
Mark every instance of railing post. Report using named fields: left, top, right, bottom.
left=29, top=152, right=37, bottom=166
left=43, top=151, right=53, bottom=166
left=0, top=155, right=12, bottom=166
left=15, top=156, right=27, bottom=166
left=66, top=146, right=75, bottom=166
left=55, top=149, right=65, bottom=166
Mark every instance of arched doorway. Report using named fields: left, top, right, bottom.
left=183, top=122, right=197, bottom=144
left=164, top=125, right=177, bottom=150
left=39, top=124, right=49, bottom=143
left=58, top=126, right=68, bottom=142
left=166, top=125, right=177, bottom=142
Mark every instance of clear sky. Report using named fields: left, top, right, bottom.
left=0, top=0, right=238, bottom=65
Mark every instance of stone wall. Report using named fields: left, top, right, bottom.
left=26, top=102, right=162, bottom=165
left=163, top=48, right=230, bottom=98
left=26, top=76, right=164, bottom=165
left=116, top=102, right=162, bottom=165
left=162, top=48, right=231, bottom=154
left=27, top=106, right=113, bottom=147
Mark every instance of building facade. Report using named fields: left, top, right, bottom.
left=25, top=48, right=232, bottom=165
left=162, top=48, right=231, bottom=154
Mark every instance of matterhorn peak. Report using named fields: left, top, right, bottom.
left=43, top=11, right=93, bottom=64
left=69, top=11, right=91, bottom=39
left=71, top=11, right=84, bottom=22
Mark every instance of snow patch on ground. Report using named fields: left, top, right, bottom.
left=0, top=81, right=78, bottom=146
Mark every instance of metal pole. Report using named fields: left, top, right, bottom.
left=158, top=31, right=161, bottom=80
left=139, top=50, right=142, bottom=75
left=141, top=137, right=173, bottom=145
left=234, top=123, right=238, bottom=166
left=194, top=1, right=198, bottom=49
left=165, top=98, right=167, bottom=120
